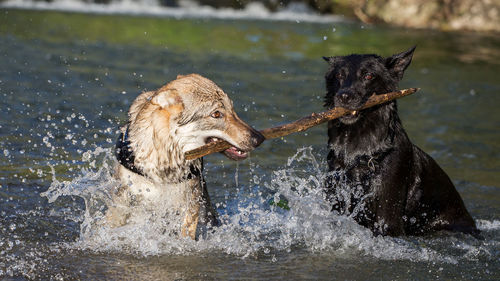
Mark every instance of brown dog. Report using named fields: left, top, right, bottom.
left=108, top=74, right=264, bottom=239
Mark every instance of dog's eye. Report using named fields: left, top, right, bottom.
left=336, top=73, right=344, bottom=80
left=364, top=73, right=374, bottom=80
left=210, top=111, right=223, bottom=119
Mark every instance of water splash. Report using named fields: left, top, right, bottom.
left=39, top=146, right=472, bottom=263
left=477, top=220, right=500, bottom=231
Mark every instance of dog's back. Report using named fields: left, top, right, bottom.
left=323, top=47, right=478, bottom=237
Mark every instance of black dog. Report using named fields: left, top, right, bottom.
left=322, top=47, right=479, bottom=237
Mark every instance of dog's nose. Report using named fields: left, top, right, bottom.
left=335, top=90, right=353, bottom=108
left=250, top=129, right=265, bottom=148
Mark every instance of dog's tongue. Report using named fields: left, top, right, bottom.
left=206, top=137, right=248, bottom=160
left=223, top=146, right=248, bottom=160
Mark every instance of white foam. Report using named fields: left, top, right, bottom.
left=476, top=219, right=500, bottom=230
left=0, top=0, right=345, bottom=23
left=42, top=146, right=458, bottom=263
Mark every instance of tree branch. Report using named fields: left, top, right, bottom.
left=185, top=88, right=419, bottom=160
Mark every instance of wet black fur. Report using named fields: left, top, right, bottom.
left=323, top=47, right=479, bottom=237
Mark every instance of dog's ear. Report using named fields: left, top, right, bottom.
left=151, top=89, right=183, bottom=109
left=385, top=46, right=416, bottom=80
left=322, top=56, right=338, bottom=64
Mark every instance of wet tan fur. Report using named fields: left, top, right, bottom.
left=110, top=74, right=260, bottom=239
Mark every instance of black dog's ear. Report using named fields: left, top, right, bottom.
left=323, top=56, right=340, bottom=64
left=385, top=46, right=416, bottom=80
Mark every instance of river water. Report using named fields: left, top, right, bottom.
left=1, top=7, right=499, bottom=280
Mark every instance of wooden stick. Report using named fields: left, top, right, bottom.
left=185, top=88, right=419, bottom=160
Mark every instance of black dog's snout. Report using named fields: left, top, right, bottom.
left=335, top=90, right=356, bottom=108
left=340, top=92, right=349, bottom=102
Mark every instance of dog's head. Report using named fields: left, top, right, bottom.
left=142, top=74, right=264, bottom=161
left=323, top=46, right=415, bottom=124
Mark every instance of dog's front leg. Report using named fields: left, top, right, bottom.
left=181, top=179, right=202, bottom=240
left=106, top=185, right=132, bottom=227
left=373, top=154, right=411, bottom=236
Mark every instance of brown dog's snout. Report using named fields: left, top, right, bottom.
left=239, top=122, right=265, bottom=150
left=249, top=128, right=265, bottom=148
left=228, top=114, right=265, bottom=151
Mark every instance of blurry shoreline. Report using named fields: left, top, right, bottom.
left=1, top=0, right=498, bottom=33
left=0, top=0, right=345, bottom=24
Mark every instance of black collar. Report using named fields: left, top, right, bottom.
left=115, top=124, right=145, bottom=176
left=115, top=124, right=201, bottom=180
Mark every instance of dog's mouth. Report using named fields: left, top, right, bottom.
left=339, top=110, right=361, bottom=124
left=205, top=137, right=249, bottom=160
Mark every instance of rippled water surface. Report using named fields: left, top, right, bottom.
left=1, top=8, right=499, bottom=280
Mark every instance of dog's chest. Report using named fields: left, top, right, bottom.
left=117, top=165, right=198, bottom=208
left=328, top=145, right=384, bottom=191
